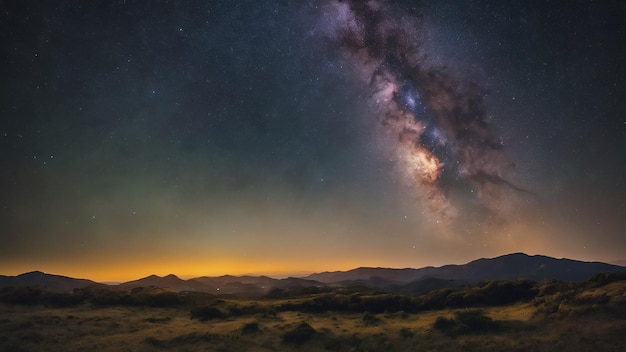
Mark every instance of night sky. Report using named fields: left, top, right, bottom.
left=1, top=1, right=625, bottom=281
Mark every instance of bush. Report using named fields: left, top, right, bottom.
left=241, top=322, right=260, bottom=334
left=455, top=309, right=499, bottom=333
left=190, top=306, right=227, bottom=321
left=361, top=294, right=414, bottom=314
left=44, top=292, right=85, bottom=307
left=0, top=287, right=44, bottom=305
left=399, top=327, right=414, bottom=338
left=283, top=322, right=317, bottom=344
left=417, top=280, right=539, bottom=311
left=89, top=290, right=133, bottom=306
left=433, top=316, right=458, bottom=333
left=137, top=291, right=181, bottom=307
left=418, top=289, right=455, bottom=310
left=433, top=310, right=499, bottom=336
left=362, top=312, right=380, bottom=326
left=144, top=336, right=165, bottom=347
left=588, top=272, right=626, bottom=288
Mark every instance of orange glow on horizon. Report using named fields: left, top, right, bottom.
left=2, top=257, right=378, bottom=283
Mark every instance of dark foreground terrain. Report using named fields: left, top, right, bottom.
left=1, top=273, right=625, bottom=351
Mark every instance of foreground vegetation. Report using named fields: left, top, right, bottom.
left=0, top=273, right=625, bottom=351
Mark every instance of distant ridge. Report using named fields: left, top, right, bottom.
left=117, top=274, right=214, bottom=292
left=1, top=253, right=623, bottom=295
left=0, top=271, right=96, bottom=292
left=116, top=274, right=321, bottom=297
left=305, top=253, right=625, bottom=285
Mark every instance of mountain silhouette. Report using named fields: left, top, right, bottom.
left=0, top=271, right=96, bottom=292
left=1, top=253, right=623, bottom=295
left=305, top=253, right=625, bottom=285
left=114, top=274, right=322, bottom=297
left=118, top=274, right=215, bottom=292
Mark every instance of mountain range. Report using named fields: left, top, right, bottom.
left=305, top=252, right=624, bottom=284
left=1, top=253, right=623, bottom=295
left=116, top=274, right=320, bottom=296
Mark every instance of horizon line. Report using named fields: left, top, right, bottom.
left=3, top=252, right=624, bottom=283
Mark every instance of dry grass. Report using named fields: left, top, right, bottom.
left=1, top=280, right=625, bottom=351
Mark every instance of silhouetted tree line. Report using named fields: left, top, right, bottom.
left=273, top=279, right=538, bottom=314
left=2, top=274, right=624, bottom=317
left=0, top=285, right=182, bottom=308
left=0, top=279, right=539, bottom=311
left=0, top=286, right=83, bottom=307
left=424, top=279, right=538, bottom=309
left=531, top=271, right=626, bottom=318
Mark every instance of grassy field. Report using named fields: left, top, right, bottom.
left=1, top=276, right=625, bottom=351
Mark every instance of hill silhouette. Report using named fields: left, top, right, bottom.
left=305, top=253, right=624, bottom=286
left=0, top=271, right=96, bottom=292
left=1, top=253, right=623, bottom=296
left=118, top=274, right=215, bottom=292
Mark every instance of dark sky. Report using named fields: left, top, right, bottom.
left=1, top=0, right=624, bottom=281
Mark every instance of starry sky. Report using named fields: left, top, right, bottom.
left=1, top=0, right=625, bottom=282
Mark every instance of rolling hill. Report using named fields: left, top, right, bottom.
left=0, top=271, right=96, bottom=292
left=305, top=253, right=625, bottom=286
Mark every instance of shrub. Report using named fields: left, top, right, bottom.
left=0, top=287, right=44, bottom=305
left=418, top=288, right=455, bottom=310
left=190, top=306, right=227, bottom=321
left=399, top=327, right=415, bottom=338
left=241, top=322, right=260, bottom=334
left=88, top=288, right=133, bottom=306
left=454, top=309, right=499, bottom=333
left=282, top=322, right=317, bottom=344
left=144, top=337, right=165, bottom=347
left=43, top=292, right=85, bottom=307
left=362, top=312, right=380, bottom=326
left=433, top=310, right=499, bottom=336
left=137, top=291, right=181, bottom=307
left=433, top=316, right=458, bottom=334
left=588, top=272, right=626, bottom=287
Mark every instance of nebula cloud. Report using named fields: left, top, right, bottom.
left=322, top=0, right=530, bottom=227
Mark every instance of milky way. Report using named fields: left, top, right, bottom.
left=320, top=1, right=531, bottom=228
